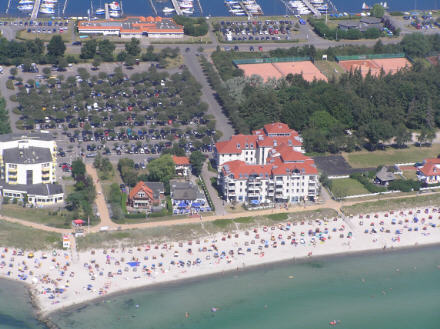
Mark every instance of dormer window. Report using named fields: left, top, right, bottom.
left=237, top=143, right=240, bottom=149
left=250, top=143, right=254, bottom=149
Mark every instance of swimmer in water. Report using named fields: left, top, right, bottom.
left=185, top=312, right=189, bottom=319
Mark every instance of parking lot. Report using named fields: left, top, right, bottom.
left=0, top=19, right=73, bottom=41
left=313, top=155, right=374, bottom=176
left=7, top=62, right=217, bottom=164
left=217, top=19, right=299, bottom=42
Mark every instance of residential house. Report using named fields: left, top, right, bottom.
left=375, top=167, right=395, bottom=186
left=128, top=181, right=165, bottom=210
left=172, top=155, right=191, bottom=177
left=417, top=158, right=440, bottom=184
left=170, top=180, right=209, bottom=215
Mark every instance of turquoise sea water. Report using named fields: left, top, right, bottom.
left=47, top=247, right=440, bottom=329
left=0, top=279, right=45, bottom=329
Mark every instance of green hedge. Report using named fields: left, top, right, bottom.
left=350, top=172, right=387, bottom=193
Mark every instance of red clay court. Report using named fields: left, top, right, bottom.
left=238, top=61, right=328, bottom=82
left=338, top=57, right=411, bottom=77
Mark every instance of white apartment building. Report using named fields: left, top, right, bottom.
left=0, top=132, right=63, bottom=206
left=215, top=123, right=319, bottom=205
left=215, top=122, right=304, bottom=171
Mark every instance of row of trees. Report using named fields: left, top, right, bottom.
left=66, top=159, right=96, bottom=219
left=0, top=98, right=11, bottom=135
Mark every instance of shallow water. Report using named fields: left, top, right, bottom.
left=49, top=247, right=440, bottom=329
left=0, top=279, right=45, bottom=329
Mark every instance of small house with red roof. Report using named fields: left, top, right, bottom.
left=172, top=155, right=191, bottom=177
left=128, top=181, right=165, bottom=210
left=417, top=158, right=440, bottom=184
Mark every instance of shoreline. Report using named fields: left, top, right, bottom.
left=1, top=205, right=439, bottom=327
left=42, top=240, right=440, bottom=319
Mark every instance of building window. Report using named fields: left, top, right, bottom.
left=8, top=164, right=17, bottom=169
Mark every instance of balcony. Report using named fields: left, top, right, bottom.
left=247, top=192, right=260, bottom=197
left=8, top=168, right=17, bottom=173
left=42, top=171, right=50, bottom=177
left=42, top=176, right=50, bottom=181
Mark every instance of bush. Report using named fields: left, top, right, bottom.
left=173, top=16, right=209, bottom=37
left=125, top=212, right=146, bottom=219
left=388, top=179, right=421, bottom=192
left=6, top=80, right=14, bottom=90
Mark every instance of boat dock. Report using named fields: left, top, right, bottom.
left=62, top=0, right=68, bottom=15
left=170, top=0, right=183, bottom=15
left=30, top=0, right=41, bottom=19
left=148, top=0, right=158, bottom=15
left=302, top=0, right=321, bottom=16
left=105, top=3, right=109, bottom=19
left=5, top=0, right=11, bottom=14
left=196, top=0, right=203, bottom=15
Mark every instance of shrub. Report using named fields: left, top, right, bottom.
left=6, top=80, right=14, bottom=90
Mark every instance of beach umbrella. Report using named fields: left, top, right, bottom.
left=126, top=261, right=140, bottom=267
left=73, top=219, right=85, bottom=225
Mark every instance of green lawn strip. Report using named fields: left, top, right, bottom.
left=0, top=219, right=61, bottom=250
left=330, top=178, right=369, bottom=198
left=341, top=193, right=440, bottom=216
left=344, top=145, right=440, bottom=168
left=0, top=204, right=72, bottom=229
left=76, top=223, right=206, bottom=250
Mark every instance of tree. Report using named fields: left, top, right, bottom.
left=72, top=158, right=86, bottom=179
left=401, top=33, right=432, bottom=57
left=147, top=154, right=175, bottom=191
left=371, top=3, right=385, bottom=18
left=42, top=67, right=51, bottom=76
left=80, top=39, right=98, bottom=59
left=189, top=151, right=205, bottom=176
left=92, top=56, right=102, bottom=70
left=47, top=35, right=66, bottom=57
left=98, top=39, right=116, bottom=62
left=57, top=57, right=68, bottom=71
left=117, top=51, right=127, bottom=63
left=394, top=124, right=411, bottom=148
left=125, top=37, right=141, bottom=57
left=124, top=54, right=136, bottom=67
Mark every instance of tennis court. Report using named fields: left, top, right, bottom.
left=339, top=57, right=411, bottom=77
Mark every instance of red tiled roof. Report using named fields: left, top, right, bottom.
left=128, top=181, right=153, bottom=200
left=173, top=155, right=190, bottom=166
left=256, top=135, right=302, bottom=148
left=273, top=145, right=311, bottom=162
left=222, top=159, right=317, bottom=178
left=222, top=160, right=272, bottom=179
left=263, top=122, right=294, bottom=135
left=215, top=135, right=258, bottom=154
left=419, top=158, right=440, bottom=176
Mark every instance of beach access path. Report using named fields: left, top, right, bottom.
left=85, top=164, right=113, bottom=229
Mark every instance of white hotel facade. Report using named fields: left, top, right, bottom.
left=215, top=123, right=319, bottom=205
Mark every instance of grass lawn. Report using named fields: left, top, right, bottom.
left=314, top=60, right=344, bottom=80
left=402, top=170, right=418, bottom=180
left=0, top=204, right=72, bottom=229
left=0, top=220, right=61, bottom=250
left=165, top=54, right=184, bottom=69
left=344, top=144, right=440, bottom=168
left=341, top=193, right=440, bottom=215
left=329, top=178, right=369, bottom=198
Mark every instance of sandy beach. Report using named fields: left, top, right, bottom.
left=1, top=206, right=440, bottom=318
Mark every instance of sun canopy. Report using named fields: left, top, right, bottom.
left=73, top=219, right=85, bottom=225
left=127, top=261, right=140, bottom=267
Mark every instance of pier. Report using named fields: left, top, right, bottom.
left=105, top=2, right=109, bottom=19
left=63, top=0, right=68, bottom=15
left=196, top=0, right=203, bottom=15
left=5, top=0, right=11, bottom=14
left=31, top=0, right=41, bottom=19
left=170, top=0, right=183, bottom=15
left=302, top=0, right=321, bottom=17
left=148, top=0, right=158, bottom=16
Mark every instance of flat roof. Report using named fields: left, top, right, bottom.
left=3, top=146, right=52, bottom=164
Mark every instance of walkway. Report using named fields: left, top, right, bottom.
left=31, top=0, right=41, bottom=19
left=85, top=164, right=116, bottom=229
left=200, top=161, right=224, bottom=215
left=182, top=53, right=235, bottom=141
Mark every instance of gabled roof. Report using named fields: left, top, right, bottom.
left=376, top=166, right=395, bottom=182
left=263, top=122, right=294, bottom=135
left=222, top=160, right=272, bottom=179
left=172, top=155, right=190, bottom=166
left=215, top=134, right=258, bottom=154
left=129, top=181, right=153, bottom=200
left=273, top=145, right=310, bottom=162
left=419, top=158, right=440, bottom=177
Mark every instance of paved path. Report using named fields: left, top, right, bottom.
left=182, top=52, right=235, bottom=141
left=85, top=164, right=115, bottom=229
left=0, top=214, right=70, bottom=234
left=200, top=161, right=225, bottom=215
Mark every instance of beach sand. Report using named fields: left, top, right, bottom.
left=1, top=206, right=439, bottom=318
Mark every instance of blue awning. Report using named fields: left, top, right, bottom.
left=192, top=202, right=201, bottom=207
left=178, top=201, right=187, bottom=207
left=250, top=199, right=260, bottom=205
